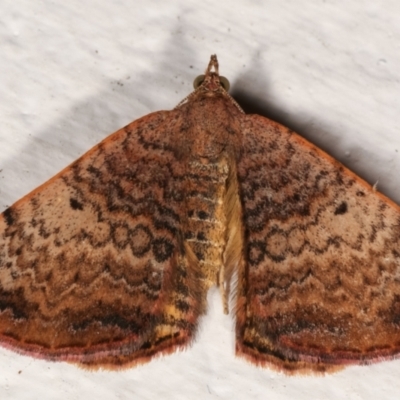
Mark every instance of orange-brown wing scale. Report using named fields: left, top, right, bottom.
left=0, top=111, right=204, bottom=368
left=236, top=114, right=400, bottom=373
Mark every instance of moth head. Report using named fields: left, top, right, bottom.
left=193, top=74, right=230, bottom=92
left=193, top=55, right=230, bottom=92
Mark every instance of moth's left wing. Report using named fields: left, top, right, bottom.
left=236, top=114, right=400, bottom=374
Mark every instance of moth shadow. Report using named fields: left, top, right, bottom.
left=231, top=88, right=400, bottom=205
left=0, top=73, right=162, bottom=210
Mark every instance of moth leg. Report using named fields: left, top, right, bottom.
left=219, top=264, right=229, bottom=314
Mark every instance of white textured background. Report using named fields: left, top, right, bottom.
left=1, top=1, right=400, bottom=399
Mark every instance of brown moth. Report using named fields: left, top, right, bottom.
left=1, top=55, right=400, bottom=374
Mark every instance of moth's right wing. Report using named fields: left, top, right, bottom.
left=0, top=111, right=203, bottom=368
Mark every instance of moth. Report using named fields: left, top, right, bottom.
left=1, top=55, right=400, bottom=374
